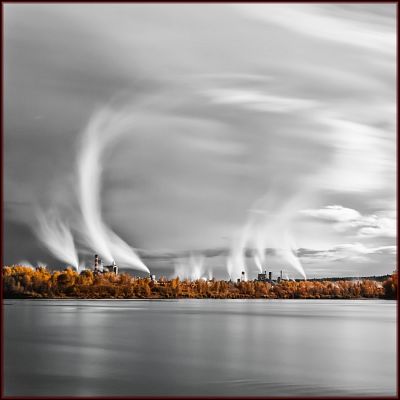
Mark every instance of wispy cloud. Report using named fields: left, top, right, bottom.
left=4, top=4, right=396, bottom=277
left=356, top=214, right=396, bottom=238
left=300, top=205, right=361, bottom=222
left=237, top=4, right=395, bottom=54
left=203, top=89, right=318, bottom=113
left=313, top=117, right=394, bottom=193
left=299, top=243, right=396, bottom=264
left=300, top=205, right=396, bottom=238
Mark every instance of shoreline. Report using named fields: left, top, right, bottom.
left=3, top=266, right=397, bottom=301
left=3, top=296, right=395, bottom=301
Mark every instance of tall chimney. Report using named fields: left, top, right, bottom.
left=268, top=271, right=272, bottom=281
left=94, top=254, right=99, bottom=271
left=280, top=270, right=283, bottom=280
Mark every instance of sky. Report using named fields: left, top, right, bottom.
left=4, top=3, right=397, bottom=279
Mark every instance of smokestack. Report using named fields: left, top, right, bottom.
left=112, top=260, right=118, bottom=274
left=280, top=270, right=283, bottom=280
left=94, top=254, right=99, bottom=271
left=268, top=271, right=272, bottom=281
left=241, top=270, right=246, bottom=282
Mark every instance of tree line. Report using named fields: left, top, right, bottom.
left=2, top=265, right=397, bottom=300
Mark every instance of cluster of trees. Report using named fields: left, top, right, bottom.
left=2, top=266, right=397, bottom=300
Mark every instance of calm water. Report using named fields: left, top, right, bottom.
left=4, top=299, right=396, bottom=396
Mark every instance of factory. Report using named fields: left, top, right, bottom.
left=236, top=271, right=247, bottom=283
left=93, top=254, right=119, bottom=274
left=257, top=270, right=285, bottom=283
left=235, top=270, right=288, bottom=283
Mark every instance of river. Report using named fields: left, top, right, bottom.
left=4, top=299, right=396, bottom=396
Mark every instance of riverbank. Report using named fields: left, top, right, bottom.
left=3, top=266, right=397, bottom=300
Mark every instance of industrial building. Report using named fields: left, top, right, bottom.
left=257, top=270, right=285, bottom=283
left=257, top=271, right=272, bottom=282
left=93, top=254, right=118, bottom=274
left=237, top=271, right=246, bottom=283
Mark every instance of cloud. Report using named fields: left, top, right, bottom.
left=300, top=205, right=396, bottom=239
left=203, top=89, right=319, bottom=113
left=237, top=4, right=395, bottom=54
left=313, top=117, right=394, bottom=193
left=356, top=215, right=396, bottom=238
left=4, top=4, right=396, bottom=278
left=300, top=205, right=361, bottom=222
left=299, top=242, right=396, bottom=264
left=331, top=243, right=396, bottom=255
left=139, top=247, right=228, bottom=261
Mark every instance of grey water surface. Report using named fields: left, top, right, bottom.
left=4, top=299, right=396, bottom=396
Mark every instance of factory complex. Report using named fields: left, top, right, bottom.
left=83, top=255, right=294, bottom=283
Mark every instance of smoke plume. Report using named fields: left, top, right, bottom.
left=17, top=260, right=34, bottom=269
left=35, top=209, right=80, bottom=270
left=77, top=106, right=149, bottom=272
left=174, top=253, right=206, bottom=280
left=227, top=194, right=307, bottom=280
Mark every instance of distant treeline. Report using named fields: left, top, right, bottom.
left=307, top=275, right=392, bottom=282
left=2, top=266, right=397, bottom=300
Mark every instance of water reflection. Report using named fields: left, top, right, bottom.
left=5, top=299, right=396, bottom=396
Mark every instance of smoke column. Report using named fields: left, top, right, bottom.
left=227, top=221, right=251, bottom=279
left=190, top=254, right=205, bottom=280
left=77, top=106, right=149, bottom=273
left=253, top=253, right=263, bottom=273
left=280, top=231, right=306, bottom=279
left=253, top=222, right=268, bottom=273
left=37, top=261, right=47, bottom=268
left=18, top=260, right=34, bottom=268
left=77, top=109, right=113, bottom=262
left=35, top=209, right=80, bottom=270
left=227, top=194, right=307, bottom=280
left=174, top=253, right=206, bottom=280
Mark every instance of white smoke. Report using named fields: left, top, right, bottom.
left=78, top=261, right=86, bottom=272
left=227, top=221, right=251, bottom=280
left=253, top=253, right=263, bottom=273
left=173, top=253, right=206, bottom=280
left=279, top=231, right=306, bottom=279
left=226, top=256, right=234, bottom=280
left=227, top=194, right=307, bottom=280
left=17, top=260, right=34, bottom=269
left=253, top=229, right=266, bottom=273
left=190, top=254, right=205, bottom=280
left=36, top=261, right=47, bottom=268
left=35, top=209, right=79, bottom=270
left=77, top=106, right=149, bottom=273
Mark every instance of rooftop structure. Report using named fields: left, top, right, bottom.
left=257, top=270, right=272, bottom=282
left=257, top=269, right=290, bottom=283
left=93, top=254, right=118, bottom=274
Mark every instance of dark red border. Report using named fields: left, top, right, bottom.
left=1, top=2, right=398, bottom=400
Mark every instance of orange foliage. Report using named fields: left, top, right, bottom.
left=2, top=265, right=396, bottom=300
